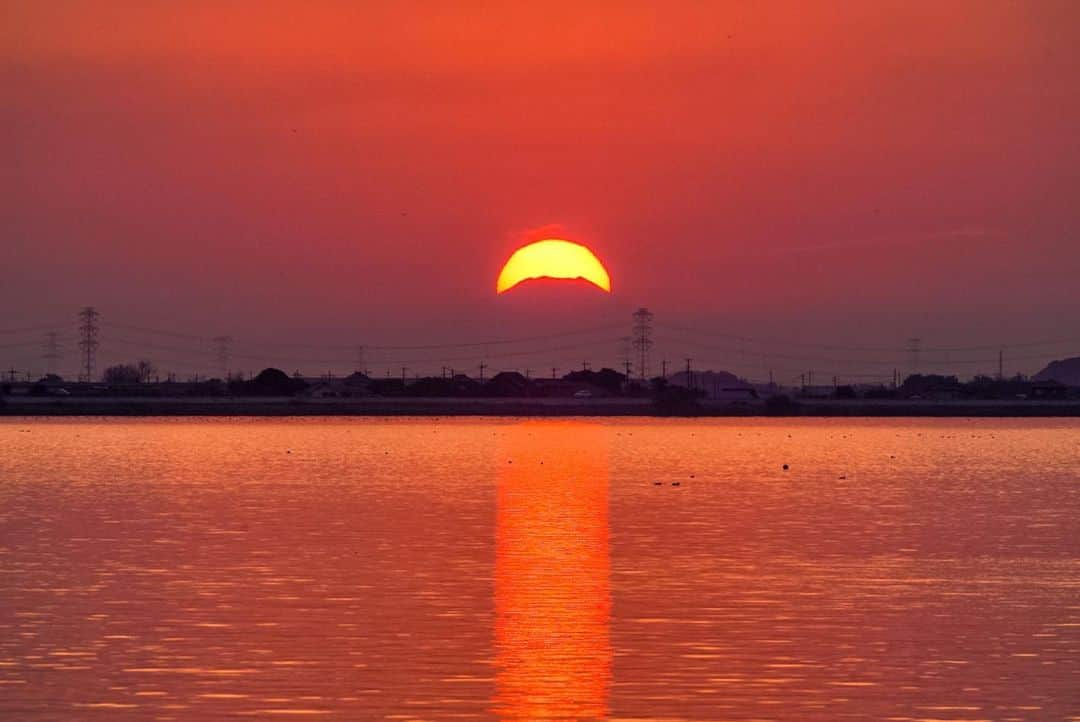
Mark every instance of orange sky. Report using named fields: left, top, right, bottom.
left=3, top=2, right=1079, bottom=377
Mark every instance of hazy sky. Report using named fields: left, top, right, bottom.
left=3, top=2, right=1079, bottom=380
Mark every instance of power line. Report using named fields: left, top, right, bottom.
left=99, top=320, right=626, bottom=352
left=656, top=320, right=1080, bottom=354
left=101, top=334, right=626, bottom=369
left=0, top=339, right=52, bottom=350
left=655, top=333, right=1074, bottom=369
left=337, top=323, right=626, bottom=351
left=653, top=335, right=902, bottom=367
left=30, top=312, right=1075, bottom=382
left=0, top=322, right=68, bottom=335
left=686, top=357, right=894, bottom=382
left=97, top=322, right=208, bottom=342
left=679, top=349, right=1060, bottom=381
left=18, top=315, right=1080, bottom=358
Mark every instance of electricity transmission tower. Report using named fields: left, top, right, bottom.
left=905, top=337, right=921, bottom=377
left=42, top=332, right=61, bottom=376
left=77, top=307, right=99, bottom=382
left=212, top=335, right=233, bottom=379
left=632, top=307, right=653, bottom=381
left=618, top=336, right=632, bottom=376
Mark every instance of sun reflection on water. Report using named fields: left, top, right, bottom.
left=493, top=422, right=612, bottom=721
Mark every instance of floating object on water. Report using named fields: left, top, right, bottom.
left=653, top=481, right=662, bottom=486
left=671, top=481, right=681, bottom=487
left=782, top=464, right=789, bottom=470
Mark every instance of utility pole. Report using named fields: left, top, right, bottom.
left=212, top=335, right=232, bottom=380
left=685, top=358, right=692, bottom=389
left=77, top=307, right=99, bottom=382
left=479, top=363, right=487, bottom=382
left=524, top=368, right=530, bottom=380
left=623, top=360, right=632, bottom=380
left=551, top=367, right=558, bottom=379
left=582, top=361, right=591, bottom=372
left=42, top=332, right=61, bottom=376
left=401, top=367, right=408, bottom=384
left=355, top=345, right=365, bottom=375
left=661, top=359, right=668, bottom=380
left=998, top=349, right=1004, bottom=381
left=632, top=307, right=653, bottom=381
left=768, top=369, right=774, bottom=390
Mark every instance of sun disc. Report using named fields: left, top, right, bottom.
left=496, top=239, right=612, bottom=294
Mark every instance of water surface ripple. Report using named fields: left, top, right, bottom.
left=0, top=418, right=1077, bottom=720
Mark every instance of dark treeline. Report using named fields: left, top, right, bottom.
left=860, top=374, right=1075, bottom=401
left=3, top=366, right=1078, bottom=404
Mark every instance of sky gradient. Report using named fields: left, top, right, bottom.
left=3, top=2, right=1079, bottom=380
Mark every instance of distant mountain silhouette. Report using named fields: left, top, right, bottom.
left=496, top=275, right=610, bottom=296
left=668, top=369, right=747, bottom=389
left=490, top=274, right=621, bottom=350
left=229, top=367, right=307, bottom=396
left=1033, top=357, right=1080, bottom=386
left=667, top=370, right=756, bottom=400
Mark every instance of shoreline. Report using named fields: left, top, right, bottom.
left=3, top=396, right=1080, bottom=417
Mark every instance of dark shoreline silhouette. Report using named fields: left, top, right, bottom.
left=4, top=396, right=1080, bottom=417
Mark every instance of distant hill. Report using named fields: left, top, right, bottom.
left=1033, top=357, right=1080, bottom=386
left=668, top=370, right=749, bottom=389
left=667, top=370, right=756, bottom=401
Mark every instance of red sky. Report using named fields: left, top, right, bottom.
left=3, top=2, right=1079, bottom=380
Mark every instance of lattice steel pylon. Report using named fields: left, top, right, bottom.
left=42, top=332, right=61, bottom=376
left=77, top=307, right=99, bottom=382
left=212, top=335, right=233, bottom=379
left=632, top=307, right=653, bottom=381
left=905, top=337, right=921, bottom=377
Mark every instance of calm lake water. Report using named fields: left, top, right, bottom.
left=1, top=417, right=1077, bottom=721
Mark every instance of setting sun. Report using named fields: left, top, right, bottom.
left=496, top=239, right=612, bottom=294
